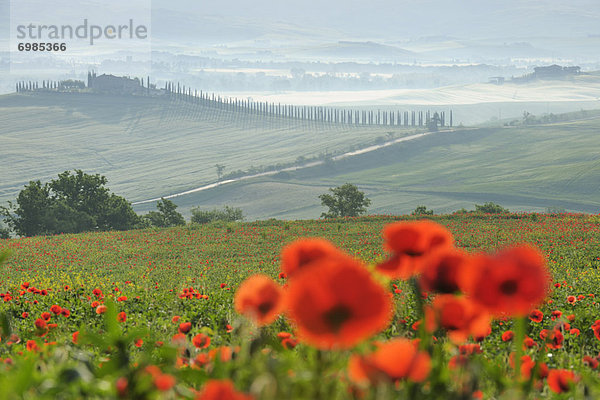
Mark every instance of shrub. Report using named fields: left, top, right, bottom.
left=191, top=206, right=244, bottom=224
left=474, top=202, right=509, bottom=214
left=412, top=205, right=434, bottom=216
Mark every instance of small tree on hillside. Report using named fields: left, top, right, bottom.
left=319, top=183, right=371, bottom=218
left=143, top=198, right=186, bottom=228
left=216, top=164, right=226, bottom=181
left=412, top=205, right=434, bottom=216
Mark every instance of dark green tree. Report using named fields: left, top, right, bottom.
left=319, top=183, right=371, bottom=218
left=143, top=198, right=186, bottom=228
left=475, top=202, right=509, bottom=214
left=1, top=170, right=140, bottom=237
left=412, top=205, right=434, bottom=216
left=1, top=180, right=52, bottom=237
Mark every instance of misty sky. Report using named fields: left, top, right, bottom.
left=151, top=0, right=600, bottom=40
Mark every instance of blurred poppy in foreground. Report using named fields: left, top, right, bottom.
left=547, top=369, right=578, bottom=394
left=348, top=338, right=430, bottom=385
left=196, top=379, right=253, bottom=400
left=234, top=275, right=283, bottom=326
left=286, top=254, right=392, bottom=349
left=424, top=295, right=491, bottom=343
left=462, top=246, right=550, bottom=316
left=419, top=248, right=473, bottom=294
left=280, top=238, right=343, bottom=277
left=376, top=220, right=454, bottom=279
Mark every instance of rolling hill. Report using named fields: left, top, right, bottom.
left=133, top=114, right=600, bottom=219
left=2, top=91, right=600, bottom=221
left=0, top=92, right=415, bottom=207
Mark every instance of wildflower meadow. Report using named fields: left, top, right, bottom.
left=1, top=213, right=600, bottom=399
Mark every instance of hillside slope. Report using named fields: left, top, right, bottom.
left=134, top=115, right=600, bottom=219
left=0, top=92, right=413, bottom=205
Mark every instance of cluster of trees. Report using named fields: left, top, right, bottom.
left=0, top=170, right=247, bottom=238
left=1, top=171, right=140, bottom=237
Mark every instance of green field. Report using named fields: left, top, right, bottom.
left=140, top=115, right=600, bottom=219
left=3, top=92, right=600, bottom=221
left=1, top=214, right=600, bottom=398
left=0, top=92, right=412, bottom=206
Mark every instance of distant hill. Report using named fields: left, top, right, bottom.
left=290, top=41, right=416, bottom=61
left=0, top=92, right=414, bottom=207
left=132, top=114, right=600, bottom=219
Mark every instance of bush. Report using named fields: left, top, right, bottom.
left=143, top=198, right=186, bottom=228
left=191, top=206, right=244, bottom=224
left=545, top=206, right=567, bottom=214
left=474, top=202, right=509, bottom=214
left=412, top=205, right=434, bottom=216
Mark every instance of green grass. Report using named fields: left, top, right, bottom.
left=3, top=91, right=600, bottom=221
left=137, top=116, right=600, bottom=219
left=1, top=214, right=600, bottom=398
left=0, top=92, right=414, bottom=205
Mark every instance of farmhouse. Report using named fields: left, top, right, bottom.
left=87, top=72, right=144, bottom=94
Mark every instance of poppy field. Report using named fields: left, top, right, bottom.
left=1, top=213, right=600, bottom=399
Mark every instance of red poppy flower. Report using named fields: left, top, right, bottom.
left=192, top=333, right=211, bottom=349
left=583, top=355, right=599, bottom=369
left=424, top=295, right=491, bottom=343
left=567, top=295, right=576, bottom=304
left=154, top=374, right=176, bottom=391
left=34, top=318, right=46, bottom=329
left=281, top=337, right=298, bottom=349
left=196, top=379, right=253, bottom=400
left=72, top=331, right=79, bottom=344
left=286, top=254, right=392, bottom=349
left=178, top=322, right=192, bottom=334
left=96, top=305, right=107, bottom=314
left=547, top=369, right=578, bottom=393
left=419, top=249, right=472, bottom=294
left=116, top=377, right=128, bottom=397
left=459, top=343, right=482, bottom=355
left=60, top=308, right=70, bottom=317
left=545, top=329, right=564, bottom=349
left=117, top=312, right=127, bottom=322
left=461, top=246, right=550, bottom=316
left=50, top=305, right=62, bottom=315
left=280, top=238, right=344, bottom=277
left=348, top=338, right=431, bottom=385
left=234, top=275, right=283, bottom=326
left=502, top=330, right=514, bottom=342
left=570, top=328, right=580, bottom=336
left=523, top=336, right=537, bottom=348
left=26, top=340, right=38, bottom=352
left=529, top=309, right=543, bottom=323
left=376, top=221, right=454, bottom=279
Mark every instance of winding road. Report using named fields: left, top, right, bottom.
left=132, top=129, right=453, bottom=205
